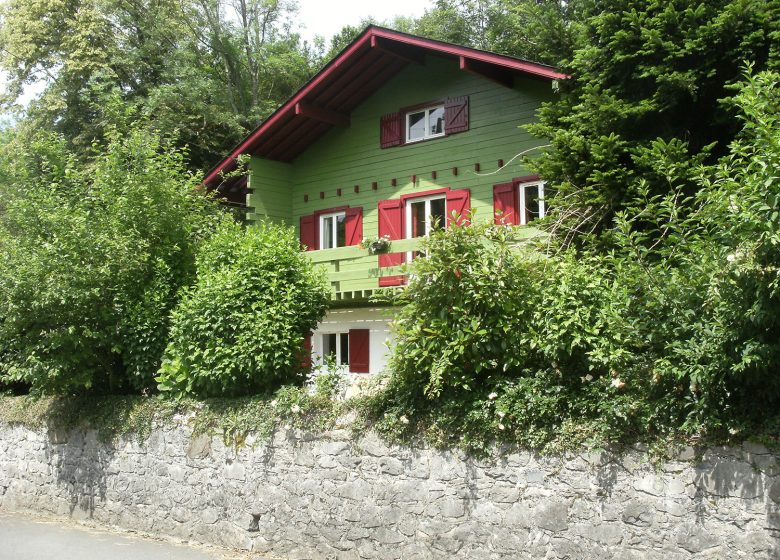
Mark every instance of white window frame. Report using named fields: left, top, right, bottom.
left=405, top=194, right=446, bottom=261
left=319, top=211, right=346, bottom=250
left=405, top=105, right=446, bottom=143
left=518, top=181, right=546, bottom=225
left=322, top=332, right=349, bottom=366
left=405, top=194, right=447, bottom=239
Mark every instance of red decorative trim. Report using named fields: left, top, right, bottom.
left=514, top=174, right=541, bottom=184
left=400, top=187, right=450, bottom=202
left=314, top=205, right=350, bottom=219
left=379, top=275, right=407, bottom=287
left=398, top=98, right=445, bottom=114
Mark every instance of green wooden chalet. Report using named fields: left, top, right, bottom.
left=203, top=26, right=565, bottom=377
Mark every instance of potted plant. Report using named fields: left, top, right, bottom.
left=360, top=234, right=392, bottom=255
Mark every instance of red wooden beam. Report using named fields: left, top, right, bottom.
left=332, top=59, right=407, bottom=113
left=294, top=103, right=350, bottom=127
left=309, top=48, right=385, bottom=107
left=370, top=36, right=425, bottom=65
left=460, top=56, right=514, bottom=89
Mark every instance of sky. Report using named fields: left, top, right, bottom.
left=295, top=0, right=431, bottom=43
left=0, top=0, right=433, bottom=109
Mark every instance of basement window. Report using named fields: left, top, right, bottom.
left=322, top=333, right=349, bottom=366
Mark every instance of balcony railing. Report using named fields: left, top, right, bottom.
left=307, top=228, right=544, bottom=304
left=308, top=238, right=423, bottom=303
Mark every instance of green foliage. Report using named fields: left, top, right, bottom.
left=0, top=384, right=343, bottom=446
left=529, top=0, right=780, bottom=240
left=413, top=0, right=580, bottom=65
left=0, top=0, right=319, bottom=170
left=365, top=70, right=780, bottom=454
left=0, top=126, right=223, bottom=394
left=0, top=394, right=180, bottom=442
left=157, top=221, right=330, bottom=398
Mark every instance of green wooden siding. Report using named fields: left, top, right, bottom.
left=246, top=158, right=293, bottom=224
left=247, top=54, right=553, bottom=296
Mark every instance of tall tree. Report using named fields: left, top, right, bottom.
left=0, top=0, right=319, bottom=171
left=527, top=0, right=780, bottom=244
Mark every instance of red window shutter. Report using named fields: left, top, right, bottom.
left=300, top=335, right=312, bottom=369
left=377, top=199, right=406, bottom=287
left=344, top=207, right=363, bottom=246
left=348, top=329, right=370, bottom=373
left=493, top=182, right=518, bottom=225
left=446, top=189, right=471, bottom=227
left=444, top=96, right=469, bottom=135
left=300, top=214, right=316, bottom=251
left=380, top=113, right=403, bottom=148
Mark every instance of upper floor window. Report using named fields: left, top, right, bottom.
left=320, top=211, right=346, bottom=249
left=406, top=106, right=445, bottom=143
left=493, top=177, right=547, bottom=226
left=406, top=194, right=446, bottom=238
left=519, top=181, right=546, bottom=225
left=380, top=96, right=469, bottom=149
left=300, top=206, right=363, bottom=252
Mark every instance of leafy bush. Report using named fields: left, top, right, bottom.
left=157, top=221, right=330, bottom=398
left=0, top=128, right=222, bottom=394
left=366, top=71, right=780, bottom=453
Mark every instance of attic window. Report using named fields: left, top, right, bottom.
left=406, top=106, right=445, bottom=143
left=380, top=96, right=469, bottom=148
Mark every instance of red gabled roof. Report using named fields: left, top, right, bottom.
left=203, top=26, right=567, bottom=188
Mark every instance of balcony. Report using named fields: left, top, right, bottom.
left=307, top=238, right=423, bottom=305
left=307, top=227, right=543, bottom=305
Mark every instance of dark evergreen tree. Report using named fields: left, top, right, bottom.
left=528, top=0, right=780, bottom=243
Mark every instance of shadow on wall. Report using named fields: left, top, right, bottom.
left=46, top=426, right=113, bottom=519
left=691, top=446, right=780, bottom=557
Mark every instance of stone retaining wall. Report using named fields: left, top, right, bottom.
left=1, top=419, right=779, bottom=559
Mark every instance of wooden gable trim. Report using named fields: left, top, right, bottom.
left=203, top=26, right=567, bottom=187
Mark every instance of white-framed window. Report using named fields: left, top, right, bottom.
left=322, top=332, right=349, bottom=366
left=319, top=211, right=346, bottom=249
left=519, top=181, right=546, bottom=225
left=405, top=194, right=446, bottom=239
left=405, top=194, right=446, bottom=262
left=405, top=106, right=445, bottom=143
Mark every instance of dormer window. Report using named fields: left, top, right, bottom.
left=406, top=106, right=445, bottom=143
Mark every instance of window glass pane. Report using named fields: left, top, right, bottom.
left=323, top=334, right=337, bottom=359
left=523, top=185, right=541, bottom=223
left=339, top=333, right=350, bottom=365
left=407, top=111, right=426, bottom=141
left=429, top=197, right=446, bottom=231
left=429, top=107, right=445, bottom=135
left=410, top=200, right=426, bottom=238
left=336, top=213, right=346, bottom=247
left=322, top=216, right=334, bottom=248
